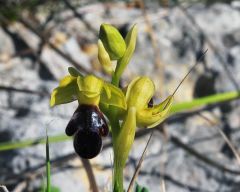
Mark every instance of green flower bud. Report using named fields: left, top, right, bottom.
left=99, top=24, right=126, bottom=60
left=98, top=40, right=113, bottom=75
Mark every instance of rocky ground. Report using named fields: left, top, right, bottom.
left=0, top=1, right=240, bottom=192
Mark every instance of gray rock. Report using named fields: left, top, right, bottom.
left=1, top=2, right=240, bottom=192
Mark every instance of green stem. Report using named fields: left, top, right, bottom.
left=111, top=72, right=120, bottom=87
left=113, top=164, right=124, bottom=192
left=110, top=116, right=124, bottom=191
left=111, top=71, right=124, bottom=192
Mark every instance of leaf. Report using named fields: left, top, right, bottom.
left=114, top=107, right=136, bottom=168
left=68, top=67, right=83, bottom=77
left=135, top=183, right=149, bottom=192
left=46, top=130, right=51, bottom=192
left=40, top=184, right=61, bottom=192
left=49, top=187, right=61, bottom=192
left=170, top=91, right=240, bottom=114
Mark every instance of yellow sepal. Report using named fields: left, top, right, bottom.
left=50, top=75, right=78, bottom=107
left=101, top=83, right=127, bottom=110
left=126, top=76, right=155, bottom=109
left=137, top=95, right=173, bottom=128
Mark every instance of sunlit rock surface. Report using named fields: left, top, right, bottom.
left=0, top=2, right=240, bottom=191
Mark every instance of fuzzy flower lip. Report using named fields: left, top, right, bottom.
left=125, top=76, right=173, bottom=128
left=50, top=67, right=127, bottom=110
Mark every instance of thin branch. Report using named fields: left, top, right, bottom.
left=160, top=179, right=166, bottom=192
left=138, top=0, right=164, bottom=97
left=0, top=186, right=9, bottom=192
left=179, top=6, right=240, bottom=91
left=127, top=131, right=154, bottom=192
left=171, top=49, right=208, bottom=97
left=17, top=17, right=92, bottom=75
left=81, top=159, right=99, bottom=192
left=0, top=85, right=49, bottom=97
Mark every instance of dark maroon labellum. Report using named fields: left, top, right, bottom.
left=74, top=129, right=102, bottom=159
left=65, top=104, right=109, bottom=159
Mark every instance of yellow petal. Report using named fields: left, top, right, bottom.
left=101, top=83, right=127, bottom=110
left=78, top=93, right=100, bottom=106
left=126, top=76, right=155, bottom=110
left=137, top=96, right=173, bottom=128
left=76, top=75, right=104, bottom=105
left=77, top=75, right=104, bottom=98
left=50, top=75, right=78, bottom=107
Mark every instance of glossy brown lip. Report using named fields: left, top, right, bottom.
left=74, top=129, right=102, bottom=159
left=65, top=104, right=109, bottom=158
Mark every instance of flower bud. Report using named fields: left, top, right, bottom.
left=99, top=24, right=126, bottom=60
left=98, top=40, right=113, bottom=75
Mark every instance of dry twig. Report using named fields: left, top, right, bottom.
left=127, top=131, right=154, bottom=192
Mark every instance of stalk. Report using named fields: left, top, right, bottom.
left=111, top=72, right=124, bottom=192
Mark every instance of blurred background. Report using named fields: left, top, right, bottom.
left=0, top=0, right=240, bottom=191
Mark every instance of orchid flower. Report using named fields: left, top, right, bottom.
left=50, top=23, right=173, bottom=192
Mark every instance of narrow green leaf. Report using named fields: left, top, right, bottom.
left=68, top=67, right=83, bottom=77
left=49, top=186, right=61, bottom=192
left=46, top=131, right=51, bottom=192
left=171, top=91, right=240, bottom=114
left=0, top=134, right=69, bottom=152
left=135, top=183, right=149, bottom=192
left=40, top=184, right=61, bottom=192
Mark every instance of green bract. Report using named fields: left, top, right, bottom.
left=112, top=77, right=173, bottom=190
left=114, top=24, right=137, bottom=85
left=99, top=24, right=126, bottom=60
